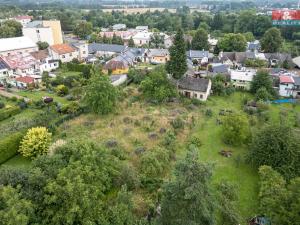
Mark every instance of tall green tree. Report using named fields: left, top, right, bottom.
left=250, top=70, right=275, bottom=97
left=247, top=124, right=300, bottom=180
left=221, top=113, right=250, bottom=146
left=140, top=66, right=177, bottom=103
left=218, top=33, right=247, bottom=52
left=160, top=147, right=215, bottom=225
left=191, top=28, right=209, bottom=50
left=128, top=37, right=135, bottom=47
left=0, top=20, right=22, bottom=38
left=166, top=28, right=187, bottom=79
left=73, top=21, right=93, bottom=39
left=261, top=28, right=283, bottom=53
left=83, top=71, right=118, bottom=114
left=258, top=166, right=300, bottom=225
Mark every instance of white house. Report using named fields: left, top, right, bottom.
left=49, top=44, right=79, bottom=63
left=0, top=36, right=38, bottom=57
left=70, top=42, right=89, bottom=61
left=135, top=26, right=149, bottom=31
left=230, top=68, right=256, bottom=90
left=23, top=24, right=55, bottom=45
left=279, top=75, right=294, bottom=97
left=2, top=53, right=38, bottom=77
left=177, top=76, right=212, bottom=101
left=112, top=24, right=126, bottom=31
left=132, top=31, right=152, bottom=46
left=30, top=49, right=59, bottom=73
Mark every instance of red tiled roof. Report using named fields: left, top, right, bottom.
left=15, top=76, right=35, bottom=84
left=30, top=49, right=49, bottom=60
left=50, top=44, right=76, bottom=55
left=3, top=54, right=37, bottom=70
left=104, top=60, right=128, bottom=70
left=280, top=76, right=294, bottom=84
left=15, top=15, right=33, bottom=20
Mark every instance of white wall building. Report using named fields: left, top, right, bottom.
left=230, top=68, right=256, bottom=90
left=279, top=76, right=294, bottom=97
left=30, top=50, right=59, bottom=73
left=71, top=42, right=89, bottom=61
left=23, top=26, right=55, bottom=45
left=0, top=36, right=38, bottom=57
left=132, top=31, right=152, bottom=46
left=49, top=44, right=79, bottom=63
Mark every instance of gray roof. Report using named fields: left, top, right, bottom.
left=247, top=41, right=261, bottom=51
left=187, top=50, right=210, bottom=59
left=211, top=63, right=229, bottom=73
left=220, top=52, right=255, bottom=63
left=88, top=43, right=126, bottom=54
left=128, top=48, right=146, bottom=57
left=0, top=58, right=9, bottom=70
left=25, top=21, right=43, bottom=28
left=148, top=48, right=169, bottom=57
left=264, top=53, right=292, bottom=63
left=293, top=76, right=300, bottom=86
left=178, top=77, right=210, bottom=92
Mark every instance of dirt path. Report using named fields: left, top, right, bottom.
left=0, top=90, right=30, bottom=102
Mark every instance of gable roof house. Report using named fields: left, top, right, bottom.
left=88, top=43, right=127, bottom=58
left=132, top=31, right=152, bottom=47
left=0, top=36, right=38, bottom=57
left=208, top=63, right=230, bottom=75
left=49, top=44, right=79, bottom=63
left=103, top=51, right=136, bottom=75
left=187, top=50, right=213, bottom=65
left=279, top=75, right=294, bottom=97
left=147, top=49, right=170, bottom=64
left=264, top=53, right=293, bottom=67
left=70, top=41, right=89, bottom=61
left=176, top=76, right=212, bottom=101
left=13, top=76, right=35, bottom=88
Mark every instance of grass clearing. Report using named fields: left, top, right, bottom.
left=1, top=154, right=31, bottom=169
left=17, top=90, right=69, bottom=105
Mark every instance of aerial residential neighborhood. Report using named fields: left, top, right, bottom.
left=0, top=1, right=299, bottom=225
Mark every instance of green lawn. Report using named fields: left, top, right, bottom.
left=17, top=90, right=69, bottom=105
left=1, top=155, right=31, bottom=169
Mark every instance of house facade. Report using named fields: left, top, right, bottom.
left=132, top=31, right=152, bottom=46
left=177, top=76, right=212, bottom=101
left=147, top=49, right=170, bottom=64
left=293, top=77, right=300, bottom=98
left=279, top=76, right=294, bottom=97
left=23, top=20, right=63, bottom=46
left=30, top=49, right=59, bottom=73
left=230, top=68, right=256, bottom=90
left=0, top=36, right=38, bottom=57
left=49, top=44, right=79, bottom=63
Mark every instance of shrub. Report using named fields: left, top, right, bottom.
left=0, top=106, right=21, bottom=122
left=55, top=84, right=69, bottom=96
left=0, top=132, right=24, bottom=164
left=10, top=96, right=17, bottom=102
left=171, top=117, right=185, bottom=130
left=60, top=102, right=80, bottom=114
left=188, top=136, right=202, bottom=148
left=19, top=127, right=52, bottom=158
left=0, top=102, right=5, bottom=109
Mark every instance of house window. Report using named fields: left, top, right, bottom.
left=83, top=51, right=86, bottom=54
left=194, top=93, right=198, bottom=98
left=200, top=94, right=203, bottom=99
left=62, top=55, right=65, bottom=59
left=36, top=29, right=40, bottom=33
left=69, top=53, right=72, bottom=57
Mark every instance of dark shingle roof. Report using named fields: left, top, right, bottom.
left=187, top=50, right=209, bottom=59
left=0, top=58, right=9, bottom=70
left=88, top=43, right=126, bottom=54
left=293, top=76, right=300, bottom=86
left=178, top=77, right=210, bottom=92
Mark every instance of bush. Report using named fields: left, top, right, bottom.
left=60, top=102, right=81, bottom=114
left=0, top=106, right=21, bottom=122
left=171, top=117, right=185, bottom=130
left=188, top=136, right=202, bottom=148
left=0, top=102, right=5, bottom=109
left=55, top=85, right=69, bottom=96
left=19, top=127, right=52, bottom=158
left=0, top=132, right=24, bottom=164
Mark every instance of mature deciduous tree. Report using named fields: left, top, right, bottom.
left=73, top=21, right=93, bottom=39
left=140, top=66, right=177, bottom=103
left=218, top=33, right=247, bottom=52
left=191, top=28, right=209, bottom=50
left=221, top=113, right=250, bottom=146
left=250, top=70, right=275, bottom=97
left=247, top=125, right=300, bottom=179
left=261, top=28, right=283, bottom=53
left=83, top=71, right=118, bottom=114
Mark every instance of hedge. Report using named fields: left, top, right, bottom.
left=0, top=131, right=24, bottom=164
left=0, top=106, right=21, bottom=122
